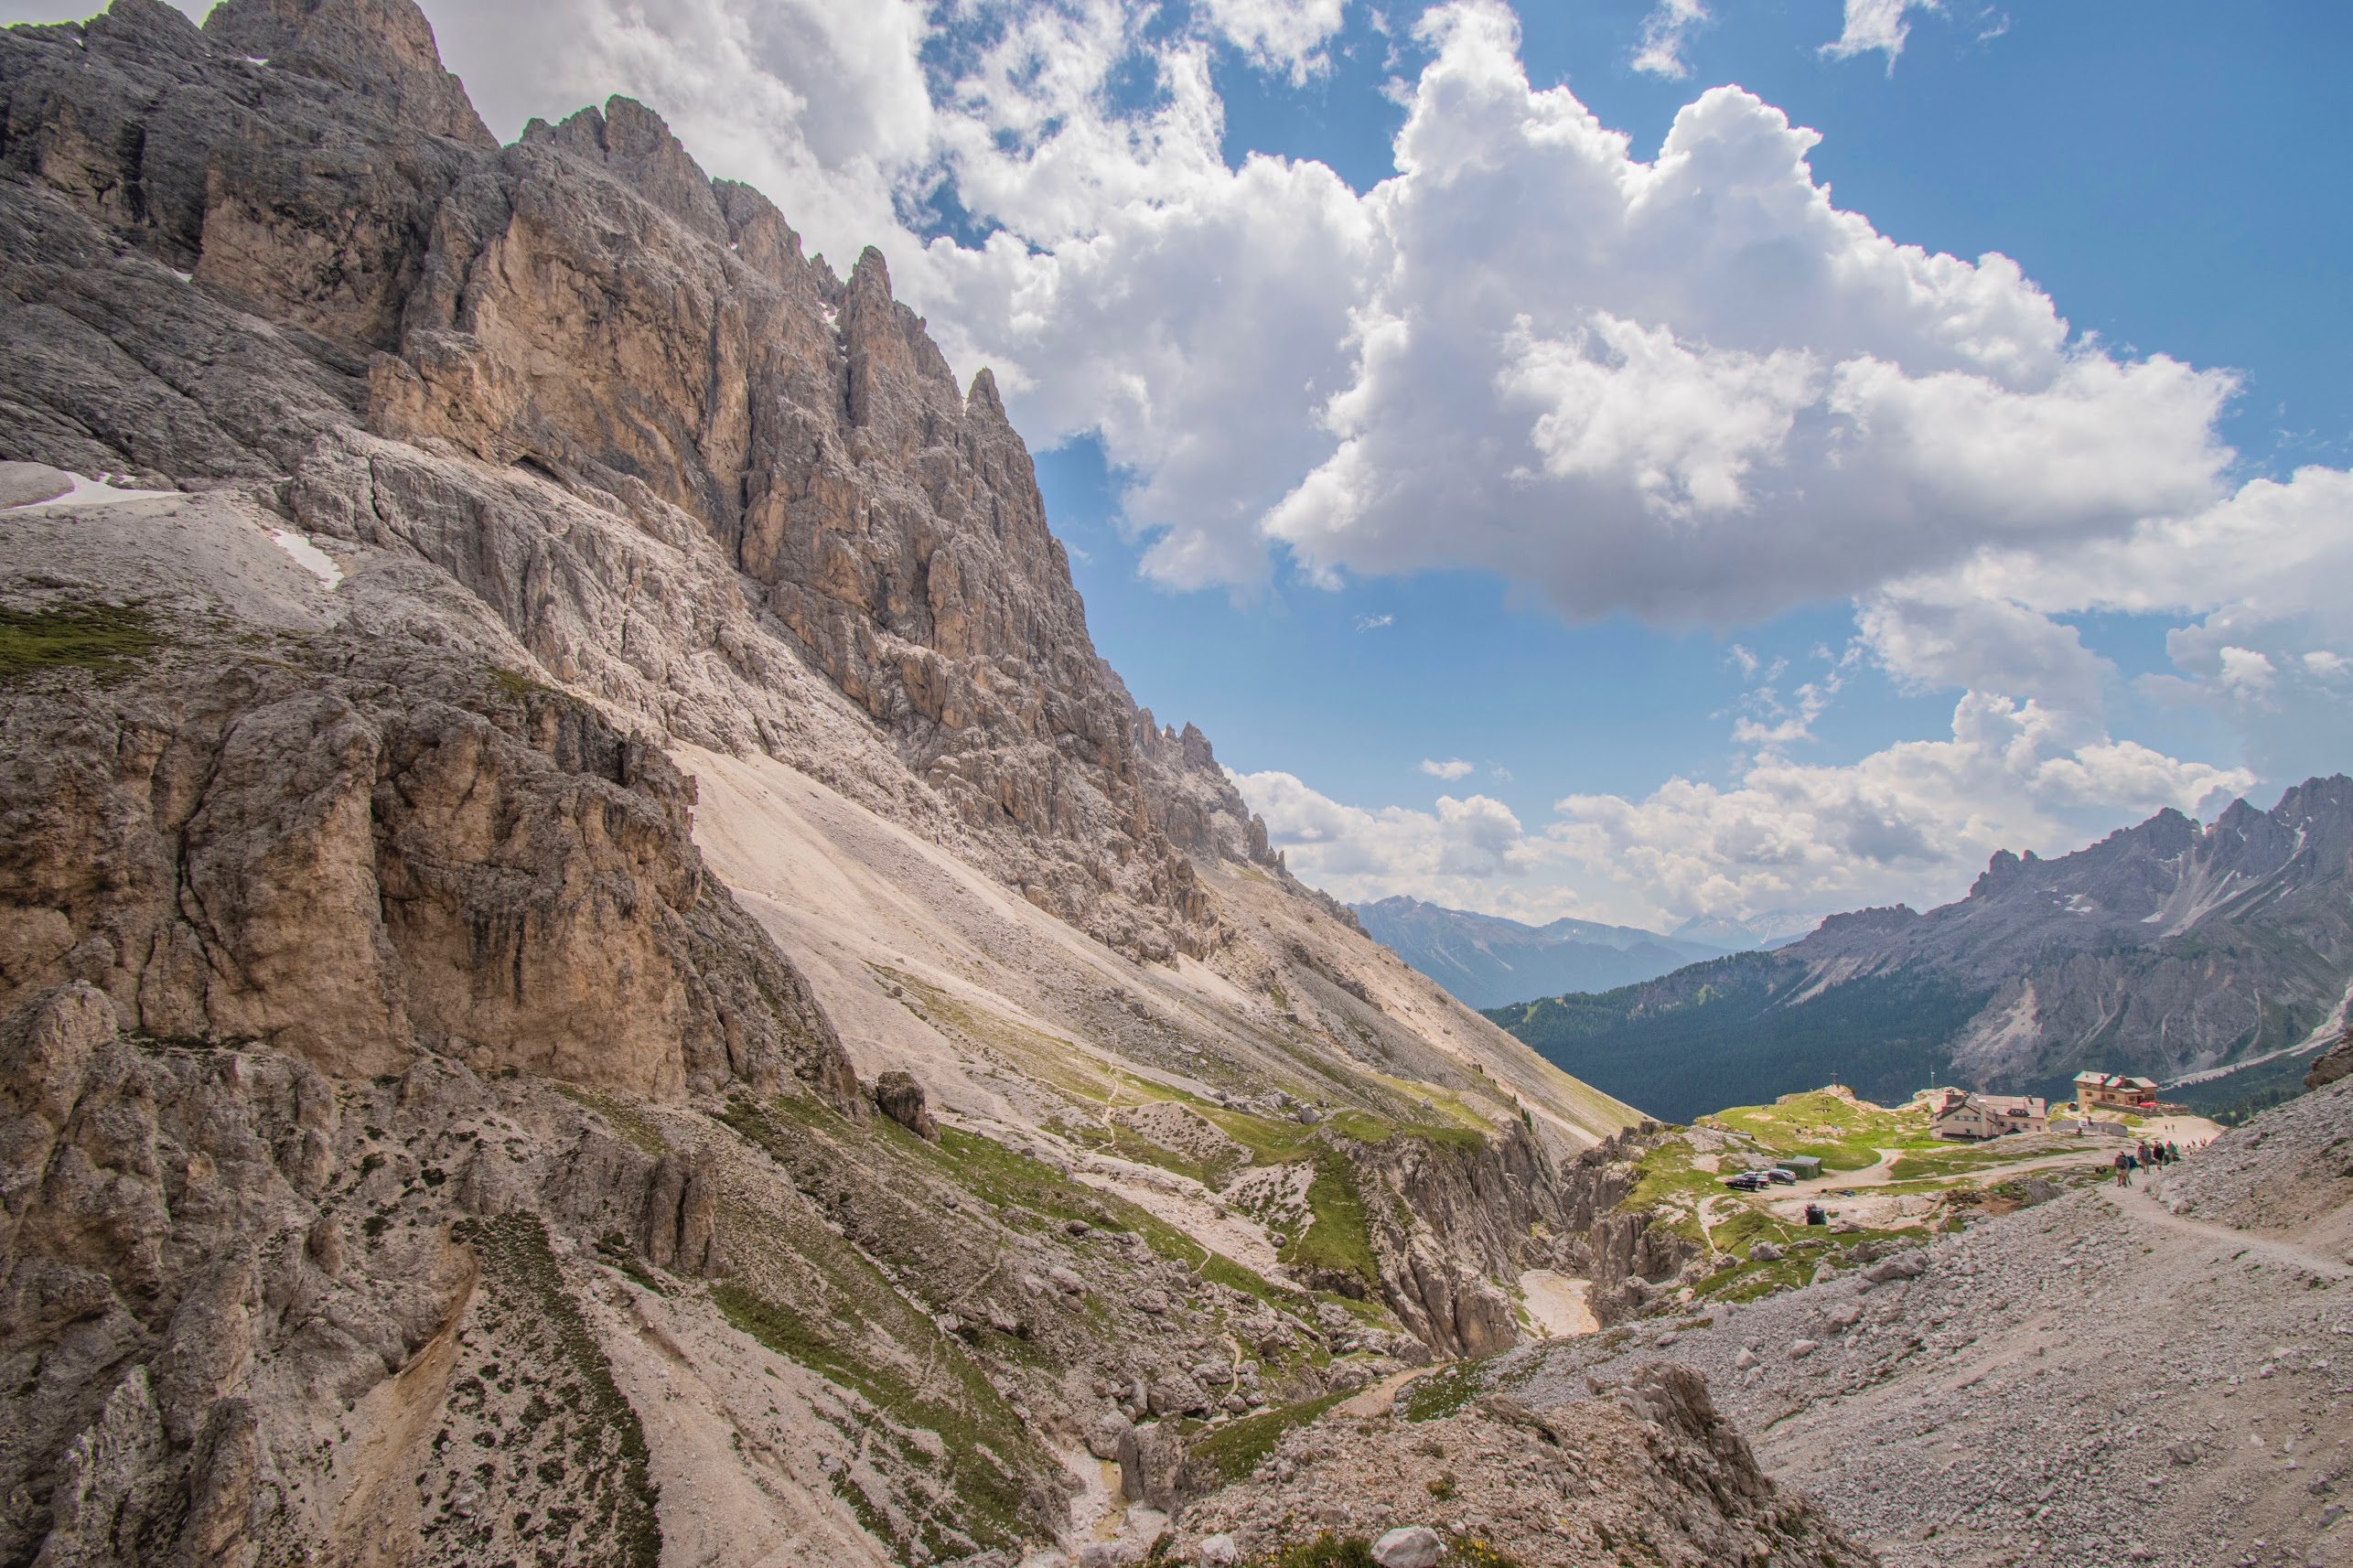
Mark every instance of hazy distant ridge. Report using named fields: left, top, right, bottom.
left=1352, top=896, right=1732, bottom=1008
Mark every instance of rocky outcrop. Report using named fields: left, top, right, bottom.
left=1167, top=1361, right=1873, bottom=1566
left=2305, top=1021, right=2353, bottom=1090
left=0, top=604, right=859, bottom=1106
left=1131, top=708, right=1281, bottom=869
left=872, top=1069, right=940, bottom=1142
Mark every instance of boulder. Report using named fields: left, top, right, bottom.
left=1748, top=1241, right=1785, bottom=1262
left=1863, top=1250, right=1929, bottom=1284
left=1116, top=1423, right=1185, bottom=1512
left=1087, top=1411, right=1132, bottom=1462
left=1372, top=1526, right=1443, bottom=1568
left=872, top=1070, right=939, bottom=1141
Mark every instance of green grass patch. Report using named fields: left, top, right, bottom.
left=455, top=1214, right=661, bottom=1568
left=1185, top=1390, right=1353, bottom=1487
left=1396, top=1359, right=1485, bottom=1422
left=1886, top=1136, right=2087, bottom=1181
left=489, top=666, right=558, bottom=697
left=1281, top=1151, right=1378, bottom=1291
left=712, top=1283, right=1032, bottom=1552
left=1051, top=1117, right=1235, bottom=1187
left=0, top=600, right=161, bottom=685
left=1701, top=1090, right=1940, bottom=1172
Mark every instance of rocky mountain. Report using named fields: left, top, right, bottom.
left=1490, top=779, right=2353, bottom=1122
left=0, top=5, right=1759, bottom=1564
left=1353, top=896, right=1729, bottom=1009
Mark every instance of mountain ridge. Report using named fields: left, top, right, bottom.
left=1351, top=894, right=1730, bottom=1008
left=1488, top=777, right=2353, bottom=1122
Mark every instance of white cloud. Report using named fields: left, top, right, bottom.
left=1550, top=693, right=2250, bottom=924
left=1354, top=612, right=1394, bottom=630
left=1856, top=589, right=2109, bottom=714
left=1631, top=0, right=1710, bottom=79
left=1250, top=7, right=2233, bottom=624
left=1421, top=757, right=1476, bottom=779
left=1237, top=770, right=1556, bottom=905
left=1240, top=694, right=2253, bottom=929
left=1197, top=0, right=1349, bottom=83
left=2215, top=647, right=2278, bottom=699
left=1821, top=0, right=1940, bottom=65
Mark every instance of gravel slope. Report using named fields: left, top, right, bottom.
left=1463, top=1078, right=2353, bottom=1568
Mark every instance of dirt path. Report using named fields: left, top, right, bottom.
left=1334, top=1363, right=1442, bottom=1419
left=2105, top=1180, right=2353, bottom=1279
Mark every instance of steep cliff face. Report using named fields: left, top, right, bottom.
left=0, top=5, right=1655, bottom=1564
left=0, top=601, right=857, bottom=1105
left=0, top=0, right=1213, bottom=962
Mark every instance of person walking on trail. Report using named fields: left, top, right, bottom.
left=2114, top=1151, right=2133, bottom=1187
left=2167, top=1140, right=2182, bottom=1163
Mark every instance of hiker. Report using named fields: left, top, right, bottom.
left=1805, top=1203, right=1827, bottom=1227
left=2113, top=1151, right=2133, bottom=1187
left=2168, top=1140, right=2182, bottom=1163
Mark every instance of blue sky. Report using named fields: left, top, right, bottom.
left=1023, top=0, right=2353, bottom=929
left=53, top=0, right=2353, bottom=935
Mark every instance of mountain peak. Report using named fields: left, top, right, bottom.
left=204, top=0, right=496, bottom=147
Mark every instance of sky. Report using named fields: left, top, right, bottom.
left=28, top=0, right=2353, bottom=940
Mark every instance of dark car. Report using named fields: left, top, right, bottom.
left=1721, top=1171, right=1770, bottom=1192
left=1764, top=1167, right=1799, bottom=1185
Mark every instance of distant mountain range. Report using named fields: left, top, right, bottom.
left=1667, top=910, right=1820, bottom=951
left=1485, top=777, right=2353, bottom=1123
left=1351, top=897, right=1735, bottom=1008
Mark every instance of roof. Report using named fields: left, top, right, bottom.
left=2073, top=1072, right=2159, bottom=1090
left=1933, top=1092, right=2047, bottom=1121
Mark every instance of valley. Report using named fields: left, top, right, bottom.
left=0, top=5, right=2343, bottom=1568
left=1483, top=789, right=2353, bottom=1125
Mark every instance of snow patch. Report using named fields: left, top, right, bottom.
left=28, top=473, right=177, bottom=509
left=269, top=528, right=344, bottom=589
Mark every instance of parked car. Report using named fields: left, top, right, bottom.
left=1721, top=1171, right=1771, bottom=1192
left=1764, top=1167, right=1799, bottom=1185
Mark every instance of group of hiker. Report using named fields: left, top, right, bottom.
left=2111, top=1138, right=2181, bottom=1187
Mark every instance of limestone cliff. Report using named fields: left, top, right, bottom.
left=0, top=5, right=1666, bottom=1565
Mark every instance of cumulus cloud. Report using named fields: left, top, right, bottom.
left=1252, top=6, right=2234, bottom=623
left=1547, top=694, right=2251, bottom=926
left=1237, top=695, right=2252, bottom=929
left=1236, top=771, right=1552, bottom=904
left=1420, top=757, right=1476, bottom=779
left=1821, top=0, right=1941, bottom=65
